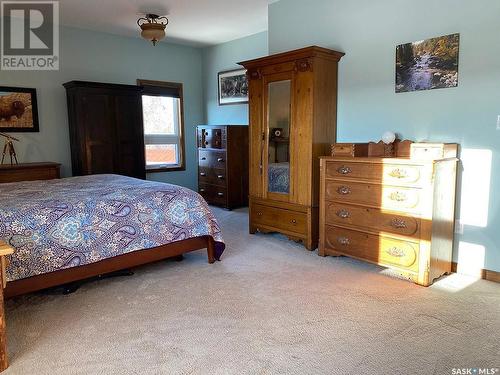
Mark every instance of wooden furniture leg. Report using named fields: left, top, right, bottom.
left=0, top=241, right=14, bottom=372
left=207, top=236, right=216, bottom=264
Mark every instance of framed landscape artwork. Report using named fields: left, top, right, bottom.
left=396, top=33, right=459, bottom=93
left=218, top=69, right=248, bottom=105
left=0, top=86, right=39, bottom=132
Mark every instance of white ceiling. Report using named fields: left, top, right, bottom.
left=59, top=0, right=270, bottom=47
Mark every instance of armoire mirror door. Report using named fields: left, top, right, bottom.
left=264, top=77, right=292, bottom=201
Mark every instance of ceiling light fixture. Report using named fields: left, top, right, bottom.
left=137, top=13, right=169, bottom=46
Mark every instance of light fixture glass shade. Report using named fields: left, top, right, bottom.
left=140, top=23, right=166, bottom=45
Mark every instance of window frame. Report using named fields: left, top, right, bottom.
left=137, top=79, right=186, bottom=173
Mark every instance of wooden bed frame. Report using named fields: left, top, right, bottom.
left=0, top=235, right=216, bottom=371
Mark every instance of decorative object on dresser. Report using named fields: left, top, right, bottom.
left=0, top=133, right=19, bottom=165
left=197, top=125, right=249, bottom=209
left=0, top=86, right=39, bottom=132
left=0, top=162, right=60, bottom=183
left=64, top=81, right=145, bottom=179
left=240, top=46, right=345, bottom=250
left=319, top=142, right=459, bottom=286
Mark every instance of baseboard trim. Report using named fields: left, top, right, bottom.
left=451, top=262, right=500, bottom=283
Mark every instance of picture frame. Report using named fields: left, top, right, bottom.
left=218, top=68, right=248, bottom=105
left=0, top=86, right=39, bottom=132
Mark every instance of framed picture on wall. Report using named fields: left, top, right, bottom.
left=218, top=68, right=248, bottom=105
left=0, top=86, right=40, bottom=132
left=396, top=33, right=459, bottom=93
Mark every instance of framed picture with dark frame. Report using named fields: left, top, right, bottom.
left=218, top=68, right=248, bottom=105
left=0, top=86, right=39, bottom=132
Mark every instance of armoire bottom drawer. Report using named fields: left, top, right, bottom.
left=324, top=225, right=420, bottom=272
left=251, top=203, right=307, bottom=236
left=199, top=184, right=228, bottom=206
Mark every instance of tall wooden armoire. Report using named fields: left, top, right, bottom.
left=239, top=46, right=344, bottom=250
left=64, top=81, right=145, bottom=179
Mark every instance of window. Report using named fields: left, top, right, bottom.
left=138, top=79, right=185, bottom=172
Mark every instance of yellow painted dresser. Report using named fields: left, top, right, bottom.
left=319, top=150, right=458, bottom=286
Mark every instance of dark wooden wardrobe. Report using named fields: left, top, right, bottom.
left=64, top=81, right=145, bottom=179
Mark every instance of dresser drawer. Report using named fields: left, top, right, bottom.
left=197, top=127, right=226, bottom=149
left=198, top=150, right=226, bottom=169
left=324, top=202, right=420, bottom=238
left=198, top=184, right=228, bottom=206
left=199, top=167, right=226, bottom=187
left=324, top=226, right=420, bottom=272
left=324, top=180, right=423, bottom=213
left=251, top=203, right=307, bottom=236
left=325, top=160, right=427, bottom=185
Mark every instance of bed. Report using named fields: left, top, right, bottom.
left=268, top=162, right=290, bottom=193
left=0, top=174, right=225, bottom=297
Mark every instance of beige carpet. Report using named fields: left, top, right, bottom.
left=4, top=207, right=500, bottom=375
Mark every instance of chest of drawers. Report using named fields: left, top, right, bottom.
left=0, top=162, right=61, bottom=183
left=319, top=155, right=458, bottom=286
left=197, top=125, right=249, bottom=209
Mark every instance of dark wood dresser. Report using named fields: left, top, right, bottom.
left=63, top=81, right=145, bottom=179
left=0, top=162, right=61, bottom=183
left=197, top=125, right=248, bottom=209
left=319, top=145, right=458, bottom=286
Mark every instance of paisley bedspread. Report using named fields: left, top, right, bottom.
left=0, top=174, right=225, bottom=282
left=268, top=162, right=290, bottom=194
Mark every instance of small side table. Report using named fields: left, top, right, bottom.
left=0, top=241, right=13, bottom=372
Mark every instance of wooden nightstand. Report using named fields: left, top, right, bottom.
left=0, top=162, right=61, bottom=183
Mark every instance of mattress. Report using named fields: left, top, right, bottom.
left=0, top=174, right=224, bottom=281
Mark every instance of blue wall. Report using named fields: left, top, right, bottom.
left=202, top=32, right=268, bottom=125
left=0, top=26, right=204, bottom=190
left=269, top=0, right=500, bottom=272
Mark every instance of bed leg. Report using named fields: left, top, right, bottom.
left=207, top=237, right=215, bottom=264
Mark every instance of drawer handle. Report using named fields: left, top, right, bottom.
left=217, top=175, right=224, bottom=179
left=200, top=172, right=206, bottom=176
left=337, top=186, right=351, bottom=195
left=217, top=158, right=224, bottom=162
left=337, top=166, right=352, bottom=175
left=199, top=188, right=205, bottom=192
left=390, top=218, right=407, bottom=229
left=290, top=219, right=297, bottom=224
left=386, top=247, right=406, bottom=258
left=217, top=192, right=224, bottom=197
left=201, top=157, right=207, bottom=160
left=389, top=191, right=407, bottom=202
left=257, top=212, right=263, bottom=216
left=336, top=209, right=350, bottom=219
left=204, top=141, right=209, bottom=146
left=388, top=168, right=409, bottom=179
left=337, top=237, right=350, bottom=246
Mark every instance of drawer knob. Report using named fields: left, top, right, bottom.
left=217, top=175, right=224, bottom=179
left=390, top=218, right=408, bottom=229
left=290, top=219, right=297, bottom=224
left=389, top=191, right=407, bottom=202
left=204, top=141, right=209, bottom=145
left=217, top=192, right=224, bottom=197
left=386, top=247, right=406, bottom=258
left=337, top=186, right=351, bottom=195
left=388, top=168, right=408, bottom=179
left=201, top=157, right=206, bottom=160
left=257, top=212, right=263, bottom=216
left=337, top=166, right=352, bottom=175
left=336, top=209, right=350, bottom=219
left=217, top=158, right=224, bottom=162
left=200, top=172, right=206, bottom=176
left=337, top=237, right=350, bottom=246
left=199, top=188, right=205, bottom=192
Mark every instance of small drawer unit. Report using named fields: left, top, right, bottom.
left=319, top=151, right=459, bottom=286
left=196, top=125, right=248, bottom=209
